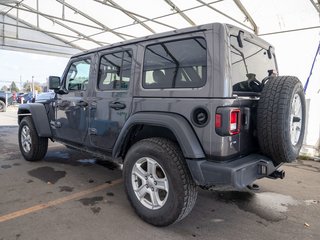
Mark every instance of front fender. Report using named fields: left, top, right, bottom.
left=113, top=112, right=205, bottom=159
left=18, top=104, right=52, bottom=137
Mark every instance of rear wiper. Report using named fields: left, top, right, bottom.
left=267, top=46, right=273, bottom=59
left=237, top=31, right=244, bottom=48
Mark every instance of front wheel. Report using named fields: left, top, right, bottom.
left=123, top=137, right=198, bottom=226
left=0, top=100, right=6, bottom=112
left=18, top=116, right=48, bottom=161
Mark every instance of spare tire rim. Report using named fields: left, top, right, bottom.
left=21, top=125, right=32, bottom=153
left=290, top=93, right=302, bottom=146
left=131, top=157, right=169, bottom=210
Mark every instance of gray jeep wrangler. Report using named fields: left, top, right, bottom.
left=17, top=23, right=306, bottom=226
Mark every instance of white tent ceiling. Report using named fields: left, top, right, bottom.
left=0, top=0, right=319, bottom=57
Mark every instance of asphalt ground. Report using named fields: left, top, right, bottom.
left=0, top=108, right=320, bottom=240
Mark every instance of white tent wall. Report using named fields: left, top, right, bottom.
left=301, top=96, right=320, bottom=157
left=263, top=29, right=320, bottom=158
left=1, top=0, right=319, bottom=54
left=0, top=13, right=81, bottom=56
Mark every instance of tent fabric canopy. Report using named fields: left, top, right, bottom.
left=0, top=0, right=319, bottom=56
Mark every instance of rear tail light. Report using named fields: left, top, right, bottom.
left=229, top=109, right=240, bottom=135
left=215, top=113, right=221, bottom=128
left=215, top=108, right=241, bottom=136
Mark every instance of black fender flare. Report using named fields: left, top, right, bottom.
left=112, top=112, right=205, bottom=159
left=18, top=104, right=52, bottom=137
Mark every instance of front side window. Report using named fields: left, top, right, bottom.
left=65, top=58, right=91, bottom=91
left=143, top=38, right=207, bottom=89
left=98, top=50, right=133, bottom=90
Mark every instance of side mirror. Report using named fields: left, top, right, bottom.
left=49, top=76, right=61, bottom=90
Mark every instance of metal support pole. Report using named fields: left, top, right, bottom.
left=309, top=0, right=320, bottom=15
left=304, top=41, right=320, bottom=93
left=62, top=0, right=65, bottom=19
left=32, top=76, right=35, bottom=98
left=36, top=0, right=39, bottom=28
left=106, top=0, right=155, bottom=33
left=5, top=92, right=8, bottom=110
left=16, top=3, right=19, bottom=38
left=233, top=0, right=258, bottom=34
left=1, top=14, right=4, bottom=46
left=163, top=0, right=196, bottom=26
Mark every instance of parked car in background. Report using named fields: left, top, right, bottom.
left=0, top=91, right=13, bottom=112
left=16, top=92, right=25, bottom=103
left=18, top=92, right=34, bottom=104
left=35, top=92, right=55, bottom=103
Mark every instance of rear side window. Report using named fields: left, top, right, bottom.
left=143, top=38, right=207, bottom=89
left=98, top=50, right=133, bottom=90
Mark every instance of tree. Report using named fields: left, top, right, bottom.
left=23, top=81, right=42, bottom=93
left=23, top=82, right=31, bottom=92
left=34, top=84, right=42, bottom=93
left=1, top=85, right=8, bottom=91
left=10, top=81, right=19, bottom=93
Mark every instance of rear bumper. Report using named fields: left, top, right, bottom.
left=186, top=154, right=278, bottom=189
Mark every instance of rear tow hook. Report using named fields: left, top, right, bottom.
left=268, top=170, right=285, bottom=179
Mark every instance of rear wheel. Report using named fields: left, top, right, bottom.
left=18, top=116, right=48, bottom=161
left=257, top=76, right=306, bottom=165
left=123, top=137, right=197, bottom=226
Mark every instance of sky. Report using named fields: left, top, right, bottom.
left=0, top=50, right=69, bottom=90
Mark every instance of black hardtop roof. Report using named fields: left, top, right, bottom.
left=72, top=22, right=222, bottom=58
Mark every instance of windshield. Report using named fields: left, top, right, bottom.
left=230, top=35, right=277, bottom=94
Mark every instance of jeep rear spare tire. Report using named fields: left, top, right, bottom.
left=257, top=76, right=306, bottom=165
left=123, top=137, right=198, bottom=226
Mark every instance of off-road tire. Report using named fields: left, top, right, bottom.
left=257, top=76, right=306, bottom=165
left=0, top=100, right=6, bottom=112
left=123, top=137, right=198, bottom=226
left=18, top=116, right=48, bottom=161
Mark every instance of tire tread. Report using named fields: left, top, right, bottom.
left=257, top=76, right=305, bottom=164
left=124, top=137, right=198, bottom=226
left=19, top=116, right=48, bottom=161
left=146, top=138, right=198, bottom=223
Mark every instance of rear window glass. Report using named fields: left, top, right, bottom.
left=230, top=35, right=277, bottom=94
left=143, top=38, right=207, bottom=89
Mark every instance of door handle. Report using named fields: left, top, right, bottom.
left=76, top=101, right=88, bottom=107
left=110, top=101, right=126, bottom=110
